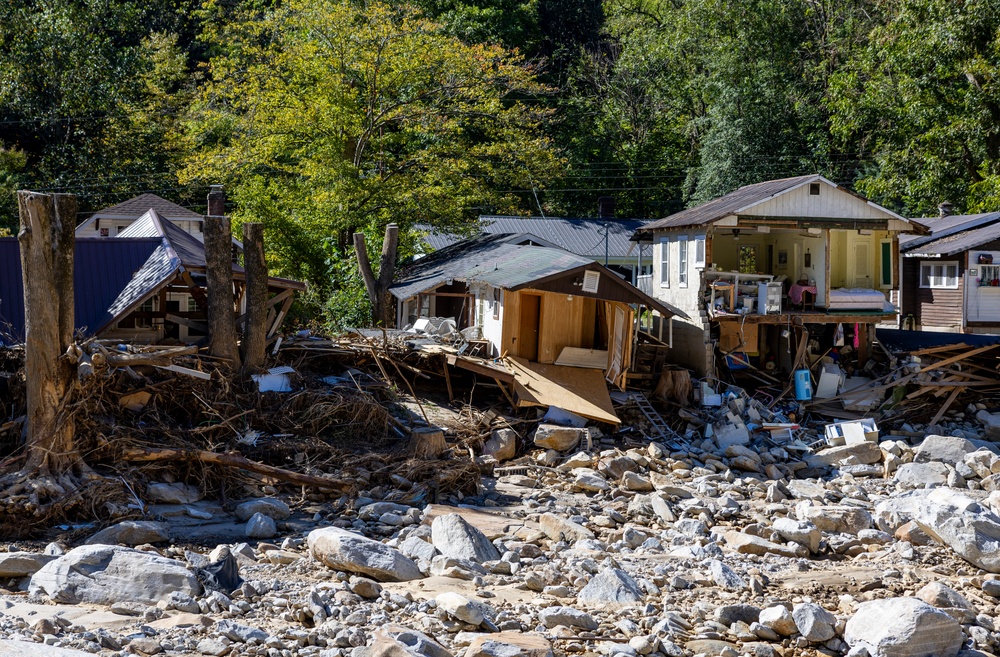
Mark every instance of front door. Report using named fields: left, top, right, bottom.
left=518, top=294, right=540, bottom=361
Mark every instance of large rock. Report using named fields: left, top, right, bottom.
left=810, top=442, right=882, bottom=466
left=916, top=582, right=977, bottom=622
left=29, top=545, right=201, bottom=605
left=0, top=552, right=56, bottom=578
left=539, top=513, right=594, bottom=542
left=246, top=512, right=277, bottom=539
left=758, top=606, right=797, bottom=636
left=369, top=624, right=454, bottom=657
left=577, top=567, right=644, bottom=606
left=436, top=592, right=485, bottom=625
left=909, top=488, right=1000, bottom=572
left=772, top=517, right=821, bottom=553
left=722, top=530, right=806, bottom=558
left=894, top=462, right=950, bottom=489
left=85, top=520, right=169, bottom=546
left=533, top=424, right=586, bottom=451
left=537, top=606, right=597, bottom=630
left=844, top=597, right=964, bottom=657
left=308, top=527, right=422, bottom=581
left=792, top=603, right=837, bottom=642
left=797, top=504, right=871, bottom=535
left=915, top=435, right=976, bottom=465
left=431, top=514, right=500, bottom=564
left=706, top=559, right=745, bottom=591
left=483, top=429, right=517, bottom=462
left=234, top=497, right=290, bottom=522
left=0, top=642, right=96, bottom=656
left=146, top=482, right=201, bottom=505
left=464, top=633, right=552, bottom=657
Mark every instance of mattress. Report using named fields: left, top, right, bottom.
left=826, top=288, right=889, bottom=311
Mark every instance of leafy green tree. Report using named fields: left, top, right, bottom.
left=181, top=0, right=561, bottom=292
left=829, top=0, right=1000, bottom=214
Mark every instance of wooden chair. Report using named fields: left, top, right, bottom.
left=801, top=290, right=815, bottom=311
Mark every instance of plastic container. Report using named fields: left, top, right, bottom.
left=794, top=369, right=813, bottom=401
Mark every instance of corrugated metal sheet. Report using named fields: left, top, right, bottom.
left=421, top=217, right=649, bottom=259
left=391, top=234, right=593, bottom=300
left=119, top=209, right=208, bottom=268
left=0, top=237, right=161, bottom=343
left=391, top=234, right=687, bottom=318
left=638, top=175, right=821, bottom=232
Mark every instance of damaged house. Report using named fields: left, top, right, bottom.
left=632, top=175, right=926, bottom=377
left=390, top=234, right=686, bottom=390
left=0, top=208, right=304, bottom=345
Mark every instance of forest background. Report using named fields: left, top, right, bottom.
left=0, top=0, right=997, bottom=327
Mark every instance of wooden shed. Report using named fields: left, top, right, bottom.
left=390, top=234, right=686, bottom=388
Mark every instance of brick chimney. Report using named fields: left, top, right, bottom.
left=598, top=196, right=616, bottom=220
left=207, top=184, right=226, bottom=217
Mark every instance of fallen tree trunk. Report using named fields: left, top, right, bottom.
left=121, top=447, right=353, bottom=492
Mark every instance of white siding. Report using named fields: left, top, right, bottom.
left=479, top=286, right=505, bottom=357
left=740, top=181, right=898, bottom=221
left=650, top=229, right=705, bottom=320
left=76, top=217, right=205, bottom=241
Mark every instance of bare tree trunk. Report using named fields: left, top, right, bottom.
left=17, top=191, right=79, bottom=475
left=353, top=224, right=398, bottom=327
left=241, top=222, right=268, bottom=372
left=205, top=186, right=241, bottom=366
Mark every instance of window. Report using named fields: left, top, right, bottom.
left=659, top=237, right=670, bottom=287
left=694, top=235, right=706, bottom=268
left=739, top=245, right=758, bottom=274
left=99, top=227, right=109, bottom=237
left=920, top=261, right=959, bottom=289
left=492, top=288, right=500, bottom=320
left=809, top=183, right=821, bottom=195
left=678, top=237, right=689, bottom=288
left=187, top=296, right=199, bottom=313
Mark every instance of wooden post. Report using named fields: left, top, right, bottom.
left=17, top=191, right=78, bottom=474
left=353, top=224, right=399, bottom=327
left=858, top=323, right=870, bottom=369
left=241, top=222, right=268, bottom=372
left=204, top=185, right=241, bottom=366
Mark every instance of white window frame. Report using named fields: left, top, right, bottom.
left=694, top=235, right=706, bottom=268
left=678, top=236, right=689, bottom=288
left=879, top=238, right=893, bottom=289
left=659, top=237, right=670, bottom=288
left=919, top=260, right=959, bottom=289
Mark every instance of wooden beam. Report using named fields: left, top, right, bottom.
left=267, top=295, right=294, bottom=338
left=446, top=354, right=515, bottom=383
left=165, top=314, right=209, bottom=333
left=929, top=386, right=964, bottom=426
left=266, top=288, right=294, bottom=309
left=858, top=323, right=870, bottom=368
left=917, top=344, right=999, bottom=373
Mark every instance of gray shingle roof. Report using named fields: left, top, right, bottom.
left=93, top=193, right=202, bottom=220
left=421, top=216, right=649, bottom=259
left=900, top=212, right=1000, bottom=254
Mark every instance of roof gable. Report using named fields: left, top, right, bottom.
left=638, top=175, right=908, bottom=232
left=901, top=212, right=1000, bottom=256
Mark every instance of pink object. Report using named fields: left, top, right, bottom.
left=789, top=284, right=818, bottom=305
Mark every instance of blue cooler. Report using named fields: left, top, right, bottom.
left=794, top=369, right=813, bottom=401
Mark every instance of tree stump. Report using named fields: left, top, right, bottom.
left=408, top=427, right=447, bottom=459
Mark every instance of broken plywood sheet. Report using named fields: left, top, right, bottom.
left=554, top=347, right=608, bottom=370
left=505, top=357, right=620, bottom=425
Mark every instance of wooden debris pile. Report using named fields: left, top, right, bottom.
left=0, top=337, right=485, bottom=535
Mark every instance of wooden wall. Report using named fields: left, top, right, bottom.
left=901, top=257, right=964, bottom=330
left=502, top=289, right=598, bottom=363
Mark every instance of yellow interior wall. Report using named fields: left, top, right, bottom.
left=503, top=289, right=598, bottom=363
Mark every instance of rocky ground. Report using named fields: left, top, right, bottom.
left=3, top=420, right=1000, bottom=657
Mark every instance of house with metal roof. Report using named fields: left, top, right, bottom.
left=419, top=216, right=650, bottom=283
left=390, top=234, right=686, bottom=388
left=75, top=193, right=205, bottom=239
left=899, top=211, right=1000, bottom=333
left=631, top=174, right=925, bottom=376
left=0, top=209, right=304, bottom=345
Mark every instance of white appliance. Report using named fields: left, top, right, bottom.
left=758, top=282, right=782, bottom=314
